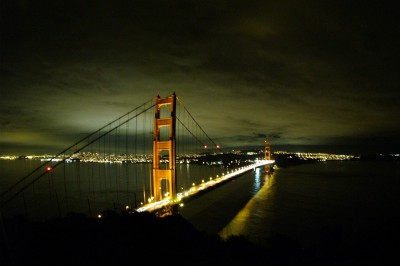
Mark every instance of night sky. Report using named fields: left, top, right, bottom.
left=1, top=0, right=399, bottom=155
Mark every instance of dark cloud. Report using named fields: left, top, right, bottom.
left=1, top=0, right=399, bottom=154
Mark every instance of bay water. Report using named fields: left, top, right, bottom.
left=1, top=159, right=399, bottom=252
left=181, top=160, right=400, bottom=252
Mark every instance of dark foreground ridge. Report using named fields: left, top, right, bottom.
left=0, top=211, right=292, bottom=266
left=1, top=210, right=400, bottom=266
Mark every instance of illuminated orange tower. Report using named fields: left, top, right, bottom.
left=152, top=93, right=177, bottom=205
left=264, top=140, right=271, bottom=160
left=264, top=140, right=271, bottom=172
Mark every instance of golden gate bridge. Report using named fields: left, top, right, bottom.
left=0, top=93, right=274, bottom=220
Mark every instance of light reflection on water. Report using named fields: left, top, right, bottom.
left=219, top=161, right=400, bottom=249
left=253, top=167, right=261, bottom=193
left=219, top=171, right=276, bottom=244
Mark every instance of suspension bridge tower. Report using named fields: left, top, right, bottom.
left=264, top=140, right=271, bottom=172
left=152, top=93, right=178, bottom=214
left=264, top=140, right=271, bottom=160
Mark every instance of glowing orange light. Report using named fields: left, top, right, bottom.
left=204, top=145, right=207, bottom=149
left=46, top=166, right=52, bottom=171
left=216, top=145, right=220, bottom=148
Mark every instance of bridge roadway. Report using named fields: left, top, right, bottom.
left=135, top=159, right=275, bottom=213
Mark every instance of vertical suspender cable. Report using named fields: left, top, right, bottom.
left=63, top=152, right=68, bottom=214
left=135, top=113, right=138, bottom=208
left=125, top=113, right=130, bottom=208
